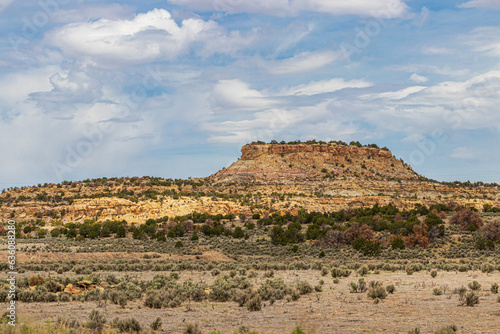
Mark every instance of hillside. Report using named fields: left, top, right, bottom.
left=210, top=143, right=419, bottom=184
left=0, top=142, right=499, bottom=224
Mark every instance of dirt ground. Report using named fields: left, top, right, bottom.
left=0, top=250, right=233, bottom=263
left=18, top=270, right=500, bottom=333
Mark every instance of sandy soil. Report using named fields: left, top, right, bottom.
left=0, top=250, right=233, bottom=263
left=18, top=270, right=500, bottom=333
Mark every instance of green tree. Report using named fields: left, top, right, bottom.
left=115, top=225, right=126, bottom=238
left=232, top=227, right=245, bottom=238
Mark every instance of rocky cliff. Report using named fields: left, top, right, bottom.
left=211, top=143, right=419, bottom=184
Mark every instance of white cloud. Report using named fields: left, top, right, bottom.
left=267, top=51, right=340, bottom=75
left=0, top=67, right=55, bottom=104
left=465, top=26, right=500, bottom=57
left=46, top=9, right=248, bottom=67
left=281, top=78, right=372, bottom=96
left=211, top=79, right=276, bottom=112
left=410, top=73, right=429, bottom=83
left=363, top=86, right=427, bottom=100
left=52, top=4, right=136, bottom=23
left=459, top=0, right=500, bottom=9
left=168, top=0, right=408, bottom=18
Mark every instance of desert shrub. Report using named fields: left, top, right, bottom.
left=386, top=284, right=395, bottom=294
left=357, top=265, right=369, bottom=276
left=106, top=274, right=119, bottom=285
left=246, top=294, right=262, bottom=311
left=45, top=292, right=58, bottom=302
left=86, top=310, right=106, bottom=333
left=491, top=283, right=499, bottom=294
left=85, top=289, right=101, bottom=302
left=258, top=278, right=288, bottom=301
left=296, top=281, right=313, bottom=295
left=292, top=327, right=305, bottom=334
left=59, top=294, right=70, bottom=302
left=263, top=270, right=274, bottom=278
left=18, top=291, right=34, bottom=302
left=112, top=318, right=142, bottom=333
left=475, top=236, right=486, bottom=250
left=183, top=323, right=202, bottom=334
left=430, top=270, right=437, bottom=278
left=0, top=290, right=8, bottom=303
left=433, top=288, right=443, bottom=296
left=482, top=221, right=500, bottom=241
left=289, top=289, right=300, bottom=301
left=434, top=324, right=457, bottom=334
left=481, top=263, right=494, bottom=273
left=118, top=294, right=128, bottom=308
left=367, top=286, right=387, bottom=299
left=149, top=317, right=162, bottom=331
left=331, top=267, right=351, bottom=278
left=468, top=281, right=481, bottom=291
left=28, top=275, right=44, bottom=286
left=44, top=279, right=63, bottom=293
left=450, top=208, right=483, bottom=231
left=209, top=276, right=241, bottom=302
left=458, top=290, right=479, bottom=306
left=349, top=278, right=367, bottom=293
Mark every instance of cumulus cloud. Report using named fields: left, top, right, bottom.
left=459, top=0, right=500, bottom=9
left=168, top=0, right=408, bottom=18
left=46, top=9, right=249, bottom=67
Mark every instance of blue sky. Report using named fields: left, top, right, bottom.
left=1, top=0, right=500, bottom=188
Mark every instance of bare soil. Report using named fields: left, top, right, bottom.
left=18, top=270, right=500, bottom=333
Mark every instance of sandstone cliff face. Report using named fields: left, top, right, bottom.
left=240, top=144, right=393, bottom=160
left=211, top=144, right=417, bottom=184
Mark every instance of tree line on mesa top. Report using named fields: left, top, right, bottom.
left=250, top=139, right=389, bottom=151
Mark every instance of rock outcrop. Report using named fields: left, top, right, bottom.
left=211, top=143, right=418, bottom=184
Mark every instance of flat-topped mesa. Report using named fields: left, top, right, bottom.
left=240, top=143, right=393, bottom=160
left=210, top=143, right=419, bottom=184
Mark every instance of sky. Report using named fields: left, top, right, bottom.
left=1, top=0, right=500, bottom=188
